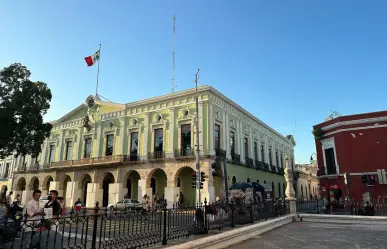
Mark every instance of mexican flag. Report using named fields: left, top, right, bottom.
left=84, top=50, right=100, bottom=67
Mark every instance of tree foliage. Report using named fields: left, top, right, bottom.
left=0, top=63, right=52, bottom=158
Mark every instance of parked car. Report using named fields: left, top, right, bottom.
left=108, top=199, right=143, bottom=212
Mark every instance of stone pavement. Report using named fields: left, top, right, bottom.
left=228, top=221, right=387, bottom=249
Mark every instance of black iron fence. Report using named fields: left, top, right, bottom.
left=296, top=198, right=387, bottom=216
left=0, top=200, right=289, bottom=249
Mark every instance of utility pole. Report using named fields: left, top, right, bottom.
left=195, top=69, right=201, bottom=204
left=222, top=153, right=230, bottom=203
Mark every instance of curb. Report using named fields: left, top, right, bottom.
left=165, top=214, right=295, bottom=249
left=298, top=213, right=387, bottom=225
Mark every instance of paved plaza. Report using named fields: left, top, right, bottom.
left=229, top=221, right=387, bottom=249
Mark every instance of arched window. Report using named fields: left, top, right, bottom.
left=232, top=176, right=236, bottom=184
left=247, top=178, right=251, bottom=183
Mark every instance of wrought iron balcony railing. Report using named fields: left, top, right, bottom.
left=174, top=149, right=195, bottom=158
left=50, top=155, right=125, bottom=168
left=147, top=151, right=165, bottom=160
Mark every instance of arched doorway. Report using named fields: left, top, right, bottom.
left=102, top=173, right=115, bottom=207
left=80, top=174, right=92, bottom=205
left=43, top=176, right=54, bottom=195
left=148, top=169, right=167, bottom=199
left=125, top=171, right=140, bottom=200
left=29, top=177, right=40, bottom=191
left=62, top=175, right=72, bottom=201
left=175, top=167, right=196, bottom=205
left=1, top=186, right=7, bottom=203
left=213, top=167, right=225, bottom=200
left=17, top=178, right=26, bottom=191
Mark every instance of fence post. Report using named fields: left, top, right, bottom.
left=91, top=201, right=100, bottom=249
left=230, top=200, right=235, bottom=228
left=162, top=201, right=168, bottom=245
left=250, top=199, right=254, bottom=223
left=204, top=198, right=208, bottom=233
left=316, top=197, right=320, bottom=214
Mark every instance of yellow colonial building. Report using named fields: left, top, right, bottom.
left=0, top=86, right=296, bottom=208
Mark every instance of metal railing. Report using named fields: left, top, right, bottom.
left=0, top=200, right=289, bottom=249
left=296, top=198, right=387, bottom=216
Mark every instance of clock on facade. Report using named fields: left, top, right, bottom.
left=86, top=96, right=96, bottom=109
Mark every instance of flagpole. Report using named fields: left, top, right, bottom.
left=96, top=44, right=102, bottom=97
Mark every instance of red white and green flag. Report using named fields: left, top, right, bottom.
left=84, top=49, right=100, bottom=67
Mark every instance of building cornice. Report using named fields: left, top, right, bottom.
left=208, top=87, right=294, bottom=146
left=321, top=116, right=387, bottom=131
left=124, top=85, right=211, bottom=109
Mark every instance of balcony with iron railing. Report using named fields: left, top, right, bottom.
left=50, top=155, right=126, bottom=168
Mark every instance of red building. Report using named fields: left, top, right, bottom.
left=313, top=111, right=387, bottom=201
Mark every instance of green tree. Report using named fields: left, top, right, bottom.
left=0, top=63, right=52, bottom=159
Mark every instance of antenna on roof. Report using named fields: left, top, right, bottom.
left=172, top=14, right=177, bottom=93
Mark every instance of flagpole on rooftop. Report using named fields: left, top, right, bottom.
left=95, top=44, right=102, bottom=97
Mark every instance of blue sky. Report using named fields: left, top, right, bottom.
left=1, top=1, right=387, bottom=164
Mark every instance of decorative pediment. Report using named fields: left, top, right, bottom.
left=267, top=137, right=273, bottom=145
left=229, top=119, right=236, bottom=129
left=48, top=133, right=59, bottom=146
left=127, top=118, right=141, bottom=130
left=243, top=123, right=250, bottom=135
left=151, top=113, right=165, bottom=124
left=214, top=109, right=222, bottom=122
left=103, top=121, right=118, bottom=134
left=177, top=108, right=194, bottom=121
left=64, top=129, right=77, bottom=142
left=56, top=104, right=89, bottom=123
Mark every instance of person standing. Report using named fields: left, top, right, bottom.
left=22, top=190, right=44, bottom=249
left=36, top=190, right=62, bottom=248
left=74, top=198, right=82, bottom=213
left=44, top=190, right=61, bottom=217
left=5, top=191, right=13, bottom=213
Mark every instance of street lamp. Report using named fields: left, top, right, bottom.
left=310, top=153, right=317, bottom=163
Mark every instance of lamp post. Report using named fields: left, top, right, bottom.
left=308, top=174, right=312, bottom=200
left=310, top=153, right=317, bottom=163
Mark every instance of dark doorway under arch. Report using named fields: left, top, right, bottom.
left=102, top=173, right=115, bottom=207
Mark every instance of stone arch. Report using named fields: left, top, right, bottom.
left=79, top=174, right=92, bottom=205
left=101, top=172, right=116, bottom=184
left=146, top=168, right=167, bottom=198
left=42, top=175, right=54, bottom=193
left=102, top=172, right=115, bottom=207
left=213, top=166, right=225, bottom=200
left=123, top=170, right=141, bottom=200
left=174, top=166, right=195, bottom=186
left=59, top=174, right=72, bottom=189
left=1, top=185, right=7, bottom=194
left=174, top=166, right=196, bottom=205
left=29, top=177, right=40, bottom=191
left=16, top=177, right=26, bottom=191
left=60, top=174, right=72, bottom=201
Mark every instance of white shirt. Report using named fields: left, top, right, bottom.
left=23, top=198, right=41, bottom=232
left=24, top=198, right=40, bottom=219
